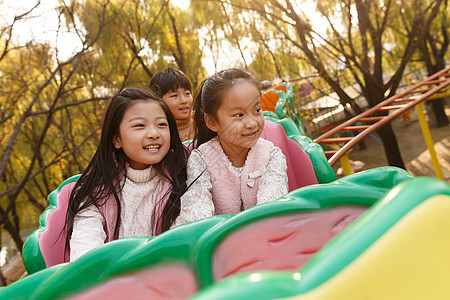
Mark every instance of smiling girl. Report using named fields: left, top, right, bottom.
left=174, top=68, right=288, bottom=225
left=63, top=87, right=187, bottom=261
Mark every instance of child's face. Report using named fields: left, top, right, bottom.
left=162, top=87, right=193, bottom=121
left=207, top=80, right=264, bottom=157
left=113, top=101, right=170, bottom=170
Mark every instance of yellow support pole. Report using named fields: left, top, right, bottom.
left=329, top=144, right=355, bottom=176
left=339, top=155, right=354, bottom=176
left=329, top=143, right=355, bottom=176
left=415, top=102, right=444, bottom=180
left=405, top=74, right=412, bottom=87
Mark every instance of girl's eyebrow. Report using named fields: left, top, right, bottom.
left=128, top=116, right=146, bottom=122
left=127, top=115, right=167, bottom=122
left=229, top=97, right=261, bottom=110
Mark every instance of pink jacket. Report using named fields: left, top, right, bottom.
left=40, top=173, right=171, bottom=266
left=198, top=137, right=273, bottom=214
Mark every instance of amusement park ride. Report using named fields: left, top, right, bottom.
left=314, top=67, right=450, bottom=178
left=1, top=68, right=449, bottom=299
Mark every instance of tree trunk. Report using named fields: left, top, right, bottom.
left=365, top=81, right=405, bottom=169
left=364, top=76, right=406, bottom=169
left=0, top=230, right=5, bottom=286
left=376, top=124, right=406, bottom=169
left=425, top=60, right=449, bottom=127
left=2, top=218, right=23, bottom=251
left=428, top=98, right=449, bottom=127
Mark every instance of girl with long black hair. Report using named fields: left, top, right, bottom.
left=63, top=87, right=187, bottom=261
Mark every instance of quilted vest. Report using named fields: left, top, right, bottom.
left=198, top=137, right=273, bottom=214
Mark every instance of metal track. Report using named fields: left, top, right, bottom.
left=314, top=67, right=450, bottom=166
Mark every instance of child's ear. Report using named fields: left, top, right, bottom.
left=204, top=114, right=218, bottom=132
left=113, top=135, right=122, bottom=149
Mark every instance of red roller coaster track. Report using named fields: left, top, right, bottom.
left=314, top=67, right=450, bottom=166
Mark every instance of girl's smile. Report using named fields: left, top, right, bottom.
left=143, top=144, right=162, bottom=151
left=242, top=130, right=258, bottom=138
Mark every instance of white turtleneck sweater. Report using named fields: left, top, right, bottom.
left=69, top=166, right=163, bottom=261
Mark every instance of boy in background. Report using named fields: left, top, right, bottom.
left=150, top=67, right=194, bottom=142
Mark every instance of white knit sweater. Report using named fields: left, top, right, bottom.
left=69, top=166, right=162, bottom=261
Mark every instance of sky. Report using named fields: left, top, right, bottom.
left=1, top=0, right=83, bottom=60
left=1, top=0, right=221, bottom=73
left=1, top=0, right=330, bottom=75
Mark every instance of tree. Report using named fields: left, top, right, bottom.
left=0, top=0, right=209, bottom=258
left=416, top=0, right=449, bottom=127
left=0, top=0, right=117, bottom=257
left=71, top=0, right=207, bottom=90
left=216, top=0, right=444, bottom=168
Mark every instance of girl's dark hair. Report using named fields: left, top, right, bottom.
left=193, top=68, right=260, bottom=147
left=64, top=87, right=187, bottom=254
left=149, top=67, right=192, bottom=97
